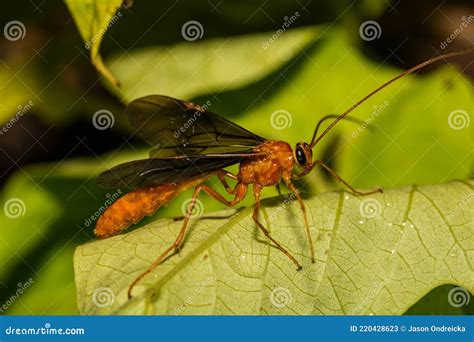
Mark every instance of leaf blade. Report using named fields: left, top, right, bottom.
left=64, top=0, right=123, bottom=86
left=105, top=25, right=319, bottom=102
left=74, top=180, right=474, bottom=315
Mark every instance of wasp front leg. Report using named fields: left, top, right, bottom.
left=315, top=160, right=383, bottom=196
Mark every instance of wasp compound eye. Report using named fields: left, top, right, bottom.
left=295, top=145, right=307, bottom=166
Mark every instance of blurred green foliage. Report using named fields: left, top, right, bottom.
left=0, top=0, right=472, bottom=315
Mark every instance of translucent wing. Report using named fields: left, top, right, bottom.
left=96, top=153, right=260, bottom=189
left=127, top=95, right=266, bottom=157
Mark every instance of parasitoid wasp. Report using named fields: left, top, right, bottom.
left=94, top=48, right=473, bottom=298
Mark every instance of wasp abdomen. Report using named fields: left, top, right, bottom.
left=94, top=184, right=179, bottom=238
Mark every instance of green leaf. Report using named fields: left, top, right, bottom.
left=405, top=284, right=474, bottom=315
left=74, top=180, right=473, bottom=314
left=106, top=25, right=319, bottom=103
left=64, top=0, right=123, bottom=87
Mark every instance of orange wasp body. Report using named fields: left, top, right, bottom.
left=94, top=49, right=473, bottom=298
left=95, top=177, right=203, bottom=239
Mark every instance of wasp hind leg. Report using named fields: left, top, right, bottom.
left=173, top=181, right=247, bottom=253
left=127, top=179, right=248, bottom=299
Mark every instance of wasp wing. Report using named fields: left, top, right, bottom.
left=127, top=95, right=266, bottom=157
left=96, top=152, right=261, bottom=189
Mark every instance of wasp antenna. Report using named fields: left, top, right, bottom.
left=309, top=115, right=377, bottom=145
left=309, top=47, right=474, bottom=148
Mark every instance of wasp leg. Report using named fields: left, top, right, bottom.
left=252, top=184, right=302, bottom=271
left=315, top=160, right=383, bottom=196
left=216, top=170, right=238, bottom=194
left=284, top=180, right=315, bottom=264
left=173, top=182, right=247, bottom=250
left=275, top=183, right=282, bottom=196
left=127, top=182, right=248, bottom=299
